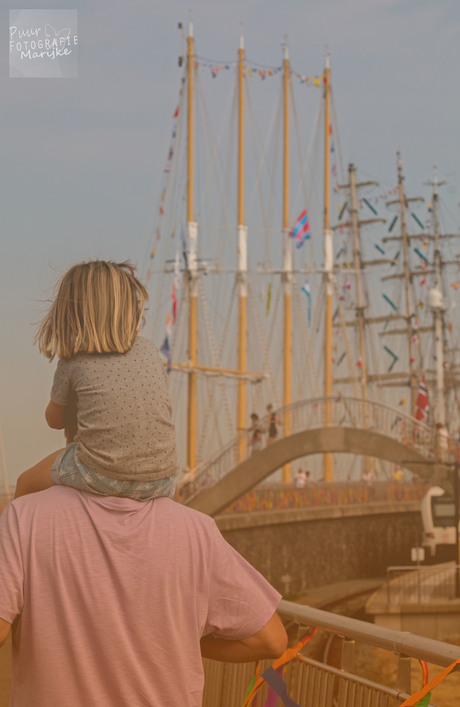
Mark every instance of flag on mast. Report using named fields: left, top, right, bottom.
left=290, top=209, right=311, bottom=248
left=415, top=373, right=429, bottom=421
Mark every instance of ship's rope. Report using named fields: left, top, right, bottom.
left=245, top=77, right=283, bottom=265
left=247, top=278, right=280, bottom=411
left=196, top=277, right=234, bottom=459
left=289, top=78, right=309, bottom=209
left=332, top=277, right=362, bottom=399
left=330, top=88, right=346, bottom=188
left=195, top=70, right=235, bottom=260
left=141, top=64, right=187, bottom=282
left=292, top=285, right=321, bottom=397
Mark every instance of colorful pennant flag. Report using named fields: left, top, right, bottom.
left=290, top=209, right=311, bottom=247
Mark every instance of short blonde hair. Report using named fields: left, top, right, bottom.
left=35, top=260, right=148, bottom=360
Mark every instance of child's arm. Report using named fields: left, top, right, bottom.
left=45, top=400, right=65, bottom=429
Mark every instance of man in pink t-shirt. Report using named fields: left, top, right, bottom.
left=0, top=487, right=286, bottom=706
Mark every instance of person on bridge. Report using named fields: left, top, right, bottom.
left=294, top=468, right=307, bottom=488
left=266, top=404, right=280, bottom=445
left=249, top=412, right=264, bottom=455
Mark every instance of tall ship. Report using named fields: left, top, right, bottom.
left=142, top=23, right=460, bottom=486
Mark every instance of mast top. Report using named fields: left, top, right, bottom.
left=324, top=49, right=330, bottom=69
left=283, top=35, right=289, bottom=61
left=239, top=33, right=244, bottom=50
left=188, top=12, right=193, bottom=38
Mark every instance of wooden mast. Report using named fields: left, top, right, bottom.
left=237, top=34, right=248, bottom=460
left=282, top=39, right=292, bottom=483
left=323, top=53, right=333, bottom=482
left=186, top=21, right=198, bottom=470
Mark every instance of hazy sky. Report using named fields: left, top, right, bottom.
left=1, top=0, right=460, bottom=485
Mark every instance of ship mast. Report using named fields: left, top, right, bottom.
left=349, top=164, right=369, bottom=398
left=186, top=21, right=198, bottom=470
left=323, top=53, right=334, bottom=482
left=377, top=156, right=426, bottom=406
left=237, top=34, right=248, bottom=460
left=397, top=154, right=417, bottom=412
left=332, top=168, right=388, bottom=395
left=282, top=39, right=292, bottom=483
left=427, top=165, right=447, bottom=425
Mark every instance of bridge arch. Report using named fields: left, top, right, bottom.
left=186, top=397, right=454, bottom=517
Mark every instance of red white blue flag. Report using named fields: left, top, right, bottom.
left=290, top=209, right=311, bottom=248
left=415, top=373, right=429, bottom=421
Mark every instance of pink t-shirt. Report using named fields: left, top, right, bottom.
left=0, top=489, right=280, bottom=707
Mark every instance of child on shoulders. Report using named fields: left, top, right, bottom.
left=15, top=260, right=177, bottom=501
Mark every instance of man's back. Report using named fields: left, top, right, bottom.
left=0, top=488, right=280, bottom=706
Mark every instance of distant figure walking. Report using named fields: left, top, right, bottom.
left=294, top=469, right=307, bottom=488
left=249, top=412, right=264, bottom=455
left=266, top=404, right=280, bottom=445
left=361, top=468, right=374, bottom=486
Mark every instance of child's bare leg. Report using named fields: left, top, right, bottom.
left=14, top=449, right=65, bottom=499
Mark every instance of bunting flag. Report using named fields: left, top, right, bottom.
left=195, top=59, right=325, bottom=87
left=411, top=212, right=425, bottom=230
left=415, top=373, right=429, bottom=421
left=338, top=201, right=348, bottom=220
left=383, top=293, right=398, bottom=311
left=171, top=283, right=177, bottom=324
left=146, top=75, right=185, bottom=278
left=383, top=345, right=399, bottom=371
left=336, top=243, right=348, bottom=259
left=290, top=209, right=311, bottom=246
left=414, top=247, right=428, bottom=264
left=266, top=283, right=272, bottom=315
left=173, top=252, right=181, bottom=291
left=330, top=125, right=340, bottom=193
left=160, top=335, right=171, bottom=372
left=388, top=215, right=398, bottom=232
left=363, top=197, right=378, bottom=216
left=301, top=281, right=311, bottom=325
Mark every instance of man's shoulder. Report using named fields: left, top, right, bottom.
left=11, top=490, right=214, bottom=525
left=154, top=497, right=216, bottom=528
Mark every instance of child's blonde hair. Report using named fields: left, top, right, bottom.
left=35, top=260, right=148, bottom=360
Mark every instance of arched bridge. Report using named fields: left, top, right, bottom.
left=184, top=396, right=456, bottom=517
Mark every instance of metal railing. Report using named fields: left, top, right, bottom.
left=181, top=396, right=453, bottom=504
left=386, top=564, right=460, bottom=603
left=202, top=599, right=460, bottom=706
